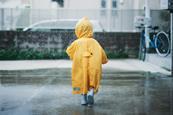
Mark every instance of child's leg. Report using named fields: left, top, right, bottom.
left=88, top=87, right=94, bottom=96
left=87, top=87, right=94, bottom=107
left=81, top=94, right=87, bottom=105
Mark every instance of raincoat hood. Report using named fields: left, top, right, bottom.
left=75, top=17, right=93, bottom=39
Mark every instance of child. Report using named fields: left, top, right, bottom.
left=66, top=17, right=108, bottom=107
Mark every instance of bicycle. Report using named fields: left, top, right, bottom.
left=138, top=26, right=170, bottom=61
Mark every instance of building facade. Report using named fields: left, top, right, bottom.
left=63, top=0, right=161, bottom=10
left=0, top=0, right=165, bottom=31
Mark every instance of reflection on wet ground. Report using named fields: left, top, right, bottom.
left=0, top=69, right=172, bottom=115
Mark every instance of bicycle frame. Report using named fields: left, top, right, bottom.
left=148, top=34, right=157, bottom=48
left=143, top=31, right=159, bottom=49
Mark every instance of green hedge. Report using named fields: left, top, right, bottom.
left=0, top=49, right=129, bottom=60
left=106, top=51, right=128, bottom=59
left=0, top=49, right=68, bottom=60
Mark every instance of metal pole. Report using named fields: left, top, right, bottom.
left=144, top=0, right=151, bottom=60
left=171, top=13, right=173, bottom=77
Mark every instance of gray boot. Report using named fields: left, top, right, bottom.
left=81, top=94, right=87, bottom=105
left=87, top=89, right=94, bottom=107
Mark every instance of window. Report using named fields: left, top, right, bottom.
left=101, top=0, right=106, bottom=8
left=112, top=0, right=117, bottom=8
left=52, top=0, right=64, bottom=7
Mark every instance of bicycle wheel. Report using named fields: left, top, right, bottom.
left=155, top=31, right=170, bottom=57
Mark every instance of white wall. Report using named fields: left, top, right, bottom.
left=31, top=0, right=52, bottom=9
left=119, top=0, right=160, bottom=10
left=0, top=0, right=162, bottom=9
left=148, top=0, right=160, bottom=9
left=64, top=0, right=100, bottom=9
left=0, top=0, right=21, bottom=8
left=118, top=0, right=134, bottom=9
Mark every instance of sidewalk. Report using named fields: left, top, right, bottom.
left=0, top=59, right=170, bottom=75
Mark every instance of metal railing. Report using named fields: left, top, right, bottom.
left=0, top=8, right=170, bottom=32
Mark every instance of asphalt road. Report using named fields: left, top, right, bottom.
left=0, top=68, right=172, bottom=115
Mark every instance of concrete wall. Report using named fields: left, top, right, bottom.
left=0, top=31, right=140, bottom=58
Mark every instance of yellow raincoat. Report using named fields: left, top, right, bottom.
left=66, top=17, right=108, bottom=94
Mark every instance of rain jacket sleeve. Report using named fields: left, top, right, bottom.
left=66, top=41, right=76, bottom=60
left=101, top=48, right=108, bottom=64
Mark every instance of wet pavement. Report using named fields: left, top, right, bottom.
left=0, top=68, right=172, bottom=115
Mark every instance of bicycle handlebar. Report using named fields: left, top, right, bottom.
left=136, top=25, right=159, bottom=31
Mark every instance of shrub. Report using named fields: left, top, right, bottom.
left=0, top=49, right=129, bottom=60
left=105, top=51, right=128, bottom=59
left=0, top=49, right=68, bottom=60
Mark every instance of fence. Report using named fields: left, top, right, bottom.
left=0, top=8, right=170, bottom=32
